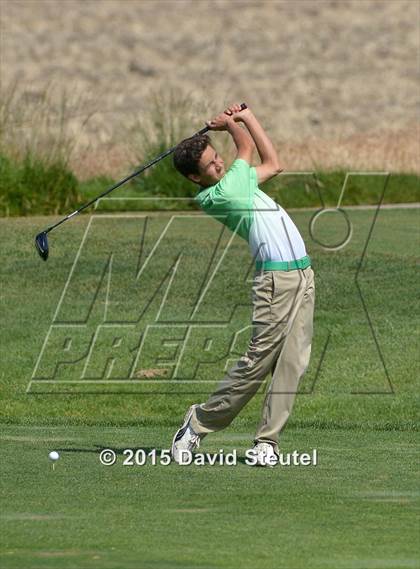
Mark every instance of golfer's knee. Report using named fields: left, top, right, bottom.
left=197, top=400, right=237, bottom=429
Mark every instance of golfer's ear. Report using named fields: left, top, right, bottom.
left=188, top=173, right=200, bottom=184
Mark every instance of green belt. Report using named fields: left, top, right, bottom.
left=255, top=255, right=311, bottom=272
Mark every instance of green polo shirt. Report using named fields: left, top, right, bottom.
left=195, top=158, right=311, bottom=271
left=195, top=158, right=257, bottom=241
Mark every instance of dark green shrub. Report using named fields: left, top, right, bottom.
left=0, top=153, right=82, bottom=216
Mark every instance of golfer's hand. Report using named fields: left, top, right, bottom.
left=224, top=103, right=252, bottom=123
left=206, top=112, right=233, bottom=131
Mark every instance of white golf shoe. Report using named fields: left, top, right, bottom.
left=171, top=404, right=203, bottom=464
left=251, top=442, right=279, bottom=467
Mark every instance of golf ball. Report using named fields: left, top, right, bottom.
left=49, top=451, right=60, bottom=461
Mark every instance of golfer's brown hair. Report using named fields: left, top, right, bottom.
left=173, top=134, right=212, bottom=181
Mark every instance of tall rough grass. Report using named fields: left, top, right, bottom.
left=0, top=82, right=91, bottom=215
left=0, top=82, right=419, bottom=216
left=0, top=83, right=230, bottom=214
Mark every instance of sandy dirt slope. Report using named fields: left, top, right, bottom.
left=1, top=0, right=419, bottom=174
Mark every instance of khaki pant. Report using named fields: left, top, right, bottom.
left=190, top=265, right=315, bottom=453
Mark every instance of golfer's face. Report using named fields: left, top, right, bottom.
left=199, top=146, right=225, bottom=184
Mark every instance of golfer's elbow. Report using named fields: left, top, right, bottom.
left=273, top=154, right=285, bottom=173
left=269, top=160, right=284, bottom=175
left=262, top=152, right=284, bottom=174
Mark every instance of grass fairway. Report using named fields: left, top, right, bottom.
left=1, top=425, right=419, bottom=569
left=0, top=207, right=419, bottom=567
left=1, top=207, right=418, bottom=427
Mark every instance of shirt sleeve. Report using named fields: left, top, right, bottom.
left=204, top=159, right=256, bottom=209
left=250, top=164, right=258, bottom=187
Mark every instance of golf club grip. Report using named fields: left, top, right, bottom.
left=198, top=103, right=248, bottom=135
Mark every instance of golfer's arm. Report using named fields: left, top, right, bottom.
left=226, top=119, right=254, bottom=163
left=242, top=113, right=283, bottom=180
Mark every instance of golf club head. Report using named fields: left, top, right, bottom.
left=35, top=231, right=49, bottom=261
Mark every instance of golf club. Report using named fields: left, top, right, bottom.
left=34, top=103, right=247, bottom=261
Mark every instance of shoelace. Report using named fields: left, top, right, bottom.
left=189, top=433, right=201, bottom=449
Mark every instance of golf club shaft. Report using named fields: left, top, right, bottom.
left=43, top=126, right=210, bottom=234
left=43, top=103, right=247, bottom=234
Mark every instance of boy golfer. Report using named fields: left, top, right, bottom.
left=171, top=103, right=315, bottom=467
